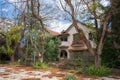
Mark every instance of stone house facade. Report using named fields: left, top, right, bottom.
left=58, top=22, right=96, bottom=63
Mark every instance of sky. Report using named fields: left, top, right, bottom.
left=0, top=0, right=110, bottom=32
left=0, top=0, right=17, bottom=19
left=0, top=0, right=71, bottom=32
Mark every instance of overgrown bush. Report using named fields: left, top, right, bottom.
left=33, top=62, right=48, bottom=69
left=102, top=48, right=120, bottom=68
left=44, top=33, right=61, bottom=62
left=70, top=70, right=76, bottom=73
left=84, top=66, right=112, bottom=76
left=9, top=61, right=20, bottom=65
left=76, top=68, right=83, bottom=74
left=65, top=74, right=77, bottom=80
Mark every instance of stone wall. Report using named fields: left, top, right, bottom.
left=69, top=50, right=94, bottom=64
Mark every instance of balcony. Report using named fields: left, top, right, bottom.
left=71, top=40, right=85, bottom=47
left=60, top=41, right=70, bottom=47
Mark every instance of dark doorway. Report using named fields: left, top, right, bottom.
left=60, top=50, right=68, bottom=59
left=0, top=53, right=10, bottom=61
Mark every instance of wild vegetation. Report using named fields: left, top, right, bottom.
left=0, top=26, right=23, bottom=62
left=0, top=0, right=120, bottom=78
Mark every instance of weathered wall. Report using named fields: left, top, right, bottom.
left=68, top=50, right=94, bottom=63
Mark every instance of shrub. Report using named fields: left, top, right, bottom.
left=76, top=68, right=83, bottom=74
left=0, top=60, right=2, bottom=64
left=65, top=74, right=76, bottom=80
left=33, top=62, right=48, bottom=69
left=70, top=70, right=76, bottom=73
left=84, top=66, right=112, bottom=76
left=9, top=60, right=21, bottom=65
left=102, top=48, right=120, bottom=68
left=44, top=34, right=61, bottom=62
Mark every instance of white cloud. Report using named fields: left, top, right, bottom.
left=2, top=8, right=8, bottom=12
left=49, top=20, right=71, bottom=33
left=7, top=0, right=19, bottom=3
left=100, top=0, right=110, bottom=7
left=5, top=0, right=71, bottom=33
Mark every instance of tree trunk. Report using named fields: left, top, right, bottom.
left=65, top=0, right=95, bottom=55
left=40, top=33, right=45, bottom=62
left=64, top=0, right=119, bottom=68
left=30, top=0, right=45, bottom=62
left=95, top=54, right=101, bottom=68
left=30, top=33, right=41, bottom=62
left=10, top=55, right=14, bottom=62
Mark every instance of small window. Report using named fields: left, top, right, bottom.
left=89, top=32, right=93, bottom=40
left=73, top=33, right=82, bottom=41
left=61, top=35, right=68, bottom=41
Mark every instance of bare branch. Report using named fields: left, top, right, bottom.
left=59, top=0, right=72, bottom=16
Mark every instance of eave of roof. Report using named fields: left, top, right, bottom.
left=61, top=21, right=95, bottom=34
left=68, top=47, right=87, bottom=51
left=45, top=28, right=60, bottom=36
left=59, top=46, right=69, bottom=48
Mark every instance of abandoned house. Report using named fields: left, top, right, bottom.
left=58, top=22, right=96, bottom=63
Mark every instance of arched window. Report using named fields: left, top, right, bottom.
left=60, top=50, right=68, bottom=58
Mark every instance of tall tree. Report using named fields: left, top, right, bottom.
left=111, top=0, right=120, bottom=46
left=0, top=26, right=22, bottom=62
left=5, top=0, right=59, bottom=63
left=60, top=0, right=119, bottom=67
left=102, top=0, right=120, bottom=67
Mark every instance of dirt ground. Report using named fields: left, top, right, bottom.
left=0, top=64, right=120, bottom=80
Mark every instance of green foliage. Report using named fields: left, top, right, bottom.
left=9, top=61, right=20, bottom=65
left=45, top=33, right=61, bottom=62
left=0, top=60, right=2, bottom=64
left=33, top=62, right=48, bottom=69
left=65, top=74, right=77, bottom=80
left=26, top=45, right=34, bottom=55
left=101, top=1, right=120, bottom=68
left=102, top=48, right=120, bottom=68
left=0, top=26, right=22, bottom=57
left=45, top=40, right=56, bottom=61
left=84, top=66, right=112, bottom=76
left=69, top=70, right=76, bottom=73
left=76, top=68, right=83, bottom=74
left=0, top=42, right=14, bottom=56
left=10, top=27, right=21, bottom=42
left=102, top=23, right=120, bottom=68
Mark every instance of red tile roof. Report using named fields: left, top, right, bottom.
left=46, top=29, right=60, bottom=36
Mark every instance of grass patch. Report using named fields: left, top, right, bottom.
left=9, top=60, right=20, bottom=65
left=33, top=62, right=48, bottom=69
left=65, top=74, right=77, bottom=80
left=84, top=66, right=112, bottom=76
left=76, top=68, right=83, bottom=74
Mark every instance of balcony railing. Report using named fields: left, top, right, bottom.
left=60, top=41, right=70, bottom=47
left=72, top=40, right=85, bottom=46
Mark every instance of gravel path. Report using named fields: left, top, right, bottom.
left=0, top=66, right=58, bottom=80
left=0, top=65, right=120, bottom=80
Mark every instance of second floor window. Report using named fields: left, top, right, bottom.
left=89, top=32, right=93, bottom=40
left=61, top=35, right=68, bottom=41
left=73, top=33, right=82, bottom=41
